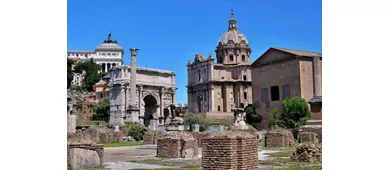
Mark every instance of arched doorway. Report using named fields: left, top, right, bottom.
left=197, top=94, right=203, bottom=113
left=143, top=95, right=158, bottom=126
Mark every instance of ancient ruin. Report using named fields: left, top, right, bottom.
left=202, top=131, right=258, bottom=170
left=143, top=131, right=163, bottom=145
left=67, top=90, right=77, bottom=133
left=298, top=130, right=319, bottom=143
left=231, top=108, right=249, bottom=130
left=292, top=143, right=322, bottom=162
left=166, top=104, right=185, bottom=131
left=157, top=131, right=199, bottom=158
left=67, top=143, right=104, bottom=170
left=264, top=129, right=295, bottom=147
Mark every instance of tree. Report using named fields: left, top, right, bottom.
left=67, top=59, right=74, bottom=89
left=90, top=97, right=110, bottom=121
left=267, top=109, right=283, bottom=129
left=183, top=113, right=209, bottom=131
left=73, top=58, right=101, bottom=91
left=280, top=97, right=311, bottom=136
left=244, top=105, right=262, bottom=125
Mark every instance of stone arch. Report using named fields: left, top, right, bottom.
left=143, top=94, right=158, bottom=126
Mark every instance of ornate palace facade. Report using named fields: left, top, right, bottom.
left=187, top=11, right=253, bottom=114
left=67, top=33, right=124, bottom=73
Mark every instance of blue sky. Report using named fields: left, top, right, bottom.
left=68, top=0, right=322, bottom=104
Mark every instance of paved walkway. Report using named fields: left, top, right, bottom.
left=104, top=162, right=178, bottom=170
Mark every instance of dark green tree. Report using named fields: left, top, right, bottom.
left=280, top=97, right=311, bottom=136
left=67, top=59, right=74, bottom=89
left=90, top=97, right=110, bottom=121
left=73, top=58, right=101, bottom=91
left=244, top=104, right=262, bottom=125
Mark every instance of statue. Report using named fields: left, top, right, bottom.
left=108, top=32, right=112, bottom=41
left=166, top=104, right=184, bottom=131
left=231, top=108, right=249, bottom=130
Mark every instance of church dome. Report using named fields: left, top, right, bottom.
left=95, top=33, right=124, bottom=52
left=217, top=10, right=249, bottom=45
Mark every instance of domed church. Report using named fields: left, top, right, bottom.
left=187, top=10, right=253, bottom=115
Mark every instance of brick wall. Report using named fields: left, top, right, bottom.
left=298, top=132, right=318, bottom=143
left=157, top=131, right=198, bottom=158
left=265, top=130, right=295, bottom=147
left=67, top=143, right=104, bottom=169
left=68, top=127, right=123, bottom=144
left=143, top=131, right=163, bottom=145
left=191, top=132, right=211, bottom=147
left=299, top=126, right=322, bottom=143
left=202, top=131, right=258, bottom=170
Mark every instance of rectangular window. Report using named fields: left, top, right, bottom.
left=271, top=86, right=280, bottom=101
left=283, top=84, right=291, bottom=99
left=261, top=88, right=268, bottom=102
left=218, top=106, right=220, bottom=111
left=230, top=92, right=234, bottom=101
left=244, top=92, right=247, bottom=100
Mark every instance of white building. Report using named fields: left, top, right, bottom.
left=67, top=33, right=124, bottom=73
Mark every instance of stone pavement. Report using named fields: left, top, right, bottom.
left=104, top=162, right=178, bottom=170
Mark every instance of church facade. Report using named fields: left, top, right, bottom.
left=187, top=11, right=253, bottom=114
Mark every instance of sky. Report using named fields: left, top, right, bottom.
left=67, top=0, right=322, bottom=104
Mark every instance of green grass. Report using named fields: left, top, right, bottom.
left=208, top=119, right=233, bottom=126
left=265, top=151, right=294, bottom=157
left=258, top=139, right=265, bottom=147
left=182, top=164, right=201, bottom=168
left=132, top=169, right=200, bottom=170
left=103, top=141, right=143, bottom=147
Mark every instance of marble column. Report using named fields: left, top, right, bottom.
left=129, top=48, right=140, bottom=123
left=159, top=87, right=164, bottom=124
left=139, top=85, right=144, bottom=125
left=105, top=63, right=108, bottom=73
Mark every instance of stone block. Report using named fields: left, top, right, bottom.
left=298, top=132, right=318, bottom=143
left=201, top=131, right=258, bottom=170
left=67, top=115, right=76, bottom=133
left=192, top=124, right=200, bottom=132
left=265, top=129, right=295, bottom=147
left=300, top=125, right=322, bottom=143
left=157, top=131, right=198, bottom=158
left=67, top=143, right=104, bottom=170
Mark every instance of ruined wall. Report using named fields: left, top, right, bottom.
left=265, top=130, right=295, bottom=147
left=202, top=131, right=258, bottom=170
left=67, top=143, right=104, bottom=170
left=191, top=132, right=211, bottom=147
left=157, top=132, right=199, bottom=158
left=300, top=126, right=322, bottom=143
left=143, top=131, right=163, bottom=145
left=67, top=127, right=123, bottom=144
left=298, top=132, right=318, bottom=143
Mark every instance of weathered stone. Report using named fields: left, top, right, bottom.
left=143, top=131, right=163, bottom=145
left=264, top=129, right=295, bottom=147
left=67, top=115, right=76, bottom=133
left=201, top=131, right=258, bottom=170
left=157, top=131, right=198, bottom=158
left=67, top=143, right=104, bottom=170
left=292, top=143, right=322, bottom=162
left=298, top=131, right=318, bottom=143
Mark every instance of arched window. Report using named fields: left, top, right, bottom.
left=242, top=55, right=245, bottom=62
left=230, top=55, right=234, bottom=61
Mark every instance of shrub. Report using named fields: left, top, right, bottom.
left=280, top=97, right=311, bottom=137
left=127, top=123, right=144, bottom=141
left=244, top=105, right=262, bottom=125
left=183, top=113, right=209, bottom=132
left=267, top=109, right=283, bottom=129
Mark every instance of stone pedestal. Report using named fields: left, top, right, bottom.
left=114, top=125, right=120, bottom=132
left=149, top=119, right=158, bottom=131
left=129, top=105, right=140, bottom=123
left=67, top=115, right=76, bottom=133
left=192, top=124, right=200, bottom=132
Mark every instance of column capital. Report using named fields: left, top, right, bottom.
left=130, top=48, right=139, bottom=56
